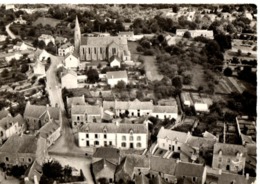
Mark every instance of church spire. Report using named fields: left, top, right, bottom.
left=74, top=15, right=81, bottom=55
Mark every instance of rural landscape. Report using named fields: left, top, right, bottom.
left=0, top=3, right=257, bottom=184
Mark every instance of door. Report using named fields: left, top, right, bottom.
left=130, top=143, right=134, bottom=149
left=86, top=141, right=89, bottom=146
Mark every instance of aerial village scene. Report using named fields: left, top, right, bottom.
left=0, top=3, right=257, bottom=184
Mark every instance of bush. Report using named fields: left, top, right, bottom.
left=144, top=49, right=155, bottom=56
left=1, top=69, right=9, bottom=78
left=136, top=46, right=144, bottom=52
left=223, top=67, right=233, bottom=76
left=20, top=64, right=29, bottom=73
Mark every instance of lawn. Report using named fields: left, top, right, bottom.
left=143, top=56, right=163, bottom=81
left=33, top=17, right=61, bottom=28
left=189, top=64, right=208, bottom=91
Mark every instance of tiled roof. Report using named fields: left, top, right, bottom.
left=67, top=96, right=86, bottom=107
left=213, top=143, right=247, bottom=156
left=186, top=136, right=216, bottom=149
left=60, top=42, right=72, bottom=49
left=123, top=155, right=149, bottom=177
left=71, top=105, right=101, bottom=115
left=175, top=162, right=205, bottom=178
left=157, top=127, right=188, bottom=143
left=150, top=156, right=177, bottom=175
left=217, top=172, right=248, bottom=184
left=0, top=114, right=25, bottom=130
left=118, top=31, right=134, bottom=36
left=135, top=174, right=149, bottom=184
left=0, top=134, right=37, bottom=154
left=46, top=107, right=60, bottom=120
left=106, top=70, right=127, bottom=79
left=129, top=99, right=153, bottom=110
left=103, top=101, right=115, bottom=110
left=153, top=105, right=177, bottom=114
left=81, top=36, right=127, bottom=46
left=80, top=122, right=147, bottom=134
left=39, top=120, right=60, bottom=139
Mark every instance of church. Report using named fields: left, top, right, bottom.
left=74, top=17, right=131, bottom=62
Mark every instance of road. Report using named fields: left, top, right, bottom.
left=46, top=55, right=64, bottom=111
left=5, top=23, right=16, bottom=39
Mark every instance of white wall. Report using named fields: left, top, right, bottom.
left=62, top=74, right=78, bottom=89
left=151, top=112, right=178, bottom=120
left=116, top=133, right=147, bottom=150
left=78, top=132, right=116, bottom=147
left=158, top=138, right=183, bottom=152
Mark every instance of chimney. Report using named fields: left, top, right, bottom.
left=246, top=173, right=249, bottom=180
left=218, top=169, right=222, bottom=175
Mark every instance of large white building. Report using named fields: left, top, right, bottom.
left=78, top=122, right=148, bottom=150
left=58, top=42, right=74, bottom=56
left=106, top=70, right=128, bottom=88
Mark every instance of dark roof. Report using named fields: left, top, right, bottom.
left=80, top=123, right=148, bottom=134
left=135, top=174, right=149, bottom=184
left=39, top=120, right=60, bottom=139
left=0, top=114, right=25, bottom=130
left=0, top=134, right=37, bottom=154
left=0, top=110, right=9, bottom=120
left=67, top=96, right=86, bottom=107
left=24, top=103, right=60, bottom=121
left=213, top=143, right=247, bottom=157
left=109, top=55, right=121, bottom=63
left=175, top=162, right=205, bottom=178
left=150, top=157, right=177, bottom=175
left=92, top=159, right=117, bottom=177
left=122, top=155, right=149, bottom=177
left=93, top=147, right=120, bottom=160
left=81, top=36, right=128, bottom=47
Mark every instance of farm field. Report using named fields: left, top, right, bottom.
left=215, top=76, right=246, bottom=94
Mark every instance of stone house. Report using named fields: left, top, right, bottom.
left=212, top=143, right=247, bottom=173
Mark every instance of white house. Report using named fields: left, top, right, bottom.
left=0, top=35, right=7, bottom=42
left=106, top=70, right=128, bottom=88
left=176, top=29, right=214, bottom=39
left=61, top=70, right=78, bottom=89
left=38, top=34, right=55, bottom=45
left=5, top=53, right=23, bottom=63
left=63, top=53, right=79, bottom=70
left=78, top=122, right=148, bottom=150
left=109, top=55, right=121, bottom=68
left=5, top=4, right=15, bottom=10
left=152, top=105, right=178, bottom=120
left=118, top=32, right=134, bottom=40
left=33, top=61, right=46, bottom=76
left=34, top=49, right=50, bottom=61
left=14, top=16, right=27, bottom=25
left=157, top=127, right=190, bottom=152
left=58, top=42, right=74, bottom=56
left=13, top=42, right=35, bottom=51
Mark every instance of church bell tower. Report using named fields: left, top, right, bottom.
left=74, top=15, right=81, bottom=55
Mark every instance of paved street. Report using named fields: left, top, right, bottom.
left=46, top=55, right=64, bottom=111
left=5, top=23, right=16, bottom=39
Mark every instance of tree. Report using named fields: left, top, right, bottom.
left=136, top=46, right=144, bottom=52
left=20, top=64, right=29, bottom=73
left=214, top=34, right=232, bottom=51
left=172, top=5, right=179, bottom=13
left=1, top=69, right=9, bottom=78
left=183, top=74, right=192, bottom=85
left=42, top=160, right=62, bottom=179
left=86, top=68, right=99, bottom=83
left=172, top=76, right=182, bottom=89
left=115, top=80, right=126, bottom=90
left=10, top=165, right=27, bottom=178
left=38, top=40, right=46, bottom=50
left=223, top=67, right=233, bottom=76
left=183, top=31, right=191, bottom=38
left=237, top=49, right=242, bottom=56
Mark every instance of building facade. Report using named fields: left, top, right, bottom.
left=58, top=42, right=74, bottom=56
left=78, top=122, right=148, bottom=150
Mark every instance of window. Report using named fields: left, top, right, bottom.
left=81, top=122, right=84, bottom=125
left=193, top=177, right=196, bottom=182
left=104, top=141, right=107, bottom=146
left=122, top=136, right=126, bottom=141
left=228, top=158, right=231, bottom=163
left=74, top=122, right=77, bottom=126
left=112, top=48, right=116, bottom=54
left=178, top=146, right=180, bottom=151
left=219, top=157, right=222, bottom=162
left=95, top=141, right=99, bottom=145
left=137, top=143, right=141, bottom=147
left=94, top=48, right=96, bottom=54
left=100, top=48, right=102, bottom=53
left=86, top=134, right=89, bottom=138
left=28, top=158, right=32, bottom=162
left=109, top=141, right=112, bottom=145
left=0, top=131, right=3, bottom=137
left=5, top=157, right=9, bottom=162
left=77, top=116, right=80, bottom=120
left=88, top=48, right=91, bottom=54
left=95, top=134, right=98, bottom=138
left=109, top=178, right=113, bottom=183
left=121, top=142, right=126, bottom=147
left=130, top=136, right=134, bottom=141
left=104, top=134, right=107, bottom=139
left=218, top=164, right=221, bottom=168
left=137, top=136, right=141, bottom=141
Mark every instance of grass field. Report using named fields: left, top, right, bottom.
left=33, top=17, right=61, bottom=28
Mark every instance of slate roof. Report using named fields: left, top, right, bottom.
left=67, top=96, right=86, bottom=107
left=175, top=162, right=205, bottom=178
left=39, top=120, right=60, bottom=139
left=81, top=36, right=128, bottom=46
left=103, top=101, right=115, bottom=110
left=213, top=143, right=247, bottom=156
left=61, top=69, right=77, bottom=77
left=24, top=103, right=60, bottom=121
left=153, top=105, right=178, bottom=114
left=106, top=70, right=127, bottom=79
left=217, top=172, right=249, bottom=184
left=122, top=155, right=149, bottom=177
left=0, top=134, right=37, bottom=154
left=0, top=114, right=24, bottom=130
left=112, top=99, right=154, bottom=111
left=80, top=123, right=147, bottom=134
left=186, top=136, right=216, bottom=149
left=71, top=105, right=101, bottom=115
left=0, top=110, right=9, bottom=120
left=93, top=147, right=120, bottom=160
left=92, top=159, right=117, bottom=178
left=157, top=127, right=188, bottom=143
left=135, top=174, right=149, bottom=184
left=150, top=157, right=177, bottom=175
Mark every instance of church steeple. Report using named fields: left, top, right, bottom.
left=74, top=15, right=81, bottom=55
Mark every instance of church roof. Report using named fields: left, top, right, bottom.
left=81, top=36, right=127, bottom=47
